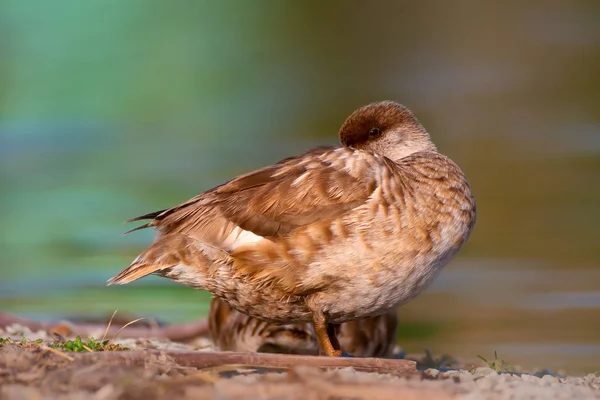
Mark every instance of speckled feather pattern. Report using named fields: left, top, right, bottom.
left=208, top=297, right=398, bottom=358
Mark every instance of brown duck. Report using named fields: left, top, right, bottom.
left=208, top=297, right=398, bottom=357
left=108, top=101, right=476, bottom=357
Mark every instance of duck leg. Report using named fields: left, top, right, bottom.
left=312, top=310, right=342, bottom=357
left=327, top=323, right=341, bottom=351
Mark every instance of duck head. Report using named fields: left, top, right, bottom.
left=339, top=101, right=437, bottom=161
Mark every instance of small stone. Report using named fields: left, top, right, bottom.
left=494, top=373, right=512, bottom=384
left=568, top=377, right=585, bottom=385
left=457, top=370, right=476, bottom=382
left=423, top=368, right=439, bottom=378
left=583, top=373, right=597, bottom=381
left=473, top=367, right=498, bottom=377
left=541, top=375, right=559, bottom=384
left=520, top=374, right=541, bottom=384
left=475, top=376, right=498, bottom=390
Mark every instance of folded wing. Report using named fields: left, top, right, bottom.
left=108, top=147, right=381, bottom=285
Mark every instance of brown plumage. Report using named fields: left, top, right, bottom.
left=108, top=101, right=476, bottom=357
left=208, top=297, right=398, bottom=357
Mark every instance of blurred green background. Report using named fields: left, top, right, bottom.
left=1, top=1, right=599, bottom=373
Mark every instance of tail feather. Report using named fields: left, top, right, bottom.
left=108, top=233, right=187, bottom=285
left=126, top=209, right=167, bottom=223
left=108, top=233, right=223, bottom=286
left=107, top=263, right=166, bottom=285
left=123, top=209, right=168, bottom=235
left=124, top=222, right=155, bottom=235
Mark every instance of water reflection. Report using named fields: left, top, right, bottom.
left=1, top=1, right=599, bottom=373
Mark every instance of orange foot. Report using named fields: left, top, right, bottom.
left=312, top=312, right=343, bottom=357
left=318, top=346, right=342, bottom=357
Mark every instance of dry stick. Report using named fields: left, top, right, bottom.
left=108, top=318, right=146, bottom=345
left=101, top=310, right=119, bottom=342
left=198, top=363, right=286, bottom=374
left=72, top=350, right=417, bottom=376
left=38, top=344, right=75, bottom=362
left=82, top=344, right=94, bottom=353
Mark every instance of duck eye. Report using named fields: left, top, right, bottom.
left=369, top=127, right=381, bottom=138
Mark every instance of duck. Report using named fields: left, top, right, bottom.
left=108, top=101, right=476, bottom=357
left=208, top=297, right=398, bottom=357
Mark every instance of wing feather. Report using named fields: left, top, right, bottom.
left=110, top=146, right=383, bottom=285
left=147, top=147, right=379, bottom=241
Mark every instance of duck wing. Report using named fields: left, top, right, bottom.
left=108, top=147, right=382, bottom=285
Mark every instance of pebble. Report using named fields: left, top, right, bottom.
left=473, top=367, right=499, bottom=377
left=424, top=368, right=440, bottom=378
left=521, top=374, right=542, bottom=383
left=542, top=375, right=560, bottom=384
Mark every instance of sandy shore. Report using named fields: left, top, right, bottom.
left=1, top=324, right=599, bottom=399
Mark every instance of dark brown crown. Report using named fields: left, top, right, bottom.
left=339, top=101, right=421, bottom=148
